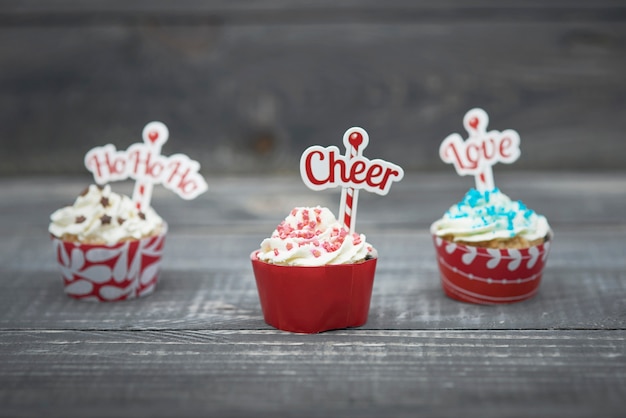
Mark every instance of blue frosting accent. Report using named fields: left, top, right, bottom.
left=446, top=188, right=537, bottom=236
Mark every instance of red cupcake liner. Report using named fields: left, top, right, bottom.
left=250, top=251, right=377, bottom=333
left=432, top=232, right=552, bottom=304
left=51, top=226, right=167, bottom=302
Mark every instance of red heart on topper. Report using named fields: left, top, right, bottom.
left=468, top=117, right=479, bottom=130
left=148, top=131, right=159, bottom=143
left=348, top=132, right=363, bottom=149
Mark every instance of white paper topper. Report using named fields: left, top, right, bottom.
left=84, top=121, right=208, bottom=209
left=439, top=108, right=520, bottom=191
left=300, top=127, right=404, bottom=234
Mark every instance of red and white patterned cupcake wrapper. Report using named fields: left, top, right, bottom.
left=432, top=232, right=552, bottom=304
left=250, top=251, right=377, bottom=333
left=51, top=226, right=167, bottom=302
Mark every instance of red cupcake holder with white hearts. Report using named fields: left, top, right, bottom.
left=250, top=251, right=377, bottom=333
left=431, top=229, right=552, bottom=305
left=51, top=226, right=167, bottom=302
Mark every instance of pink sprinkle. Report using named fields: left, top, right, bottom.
left=314, top=208, right=322, bottom=215
left=286, top=243, right=293, bottom=251
left=312, top=249, right=321, bottom=258
left=312, top=239, right=320, bottom=247
left=291, top=208, right=298, bottom=216
left=274, top=248, right=279, bottom=256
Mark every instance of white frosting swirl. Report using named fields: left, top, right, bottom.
left=257, top=206, right=376, bottom=266
left=49, top=184, right=164, bottom=244
left=431, top=188, right=550, bottom=243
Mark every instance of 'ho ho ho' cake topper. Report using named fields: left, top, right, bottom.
left=300, top=127, right=404, bottom=234
left=439, top=108, right=521, bottom=191
left=84, top=121, right=208, bottom=209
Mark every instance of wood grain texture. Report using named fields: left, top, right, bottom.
left=0, top=174, right=624, bottom=333
left=1, top=330, right=625, bottom=418
left=0, top=1, right=625, bottom=175
left=2, top=172, right=626, bottom=236
left=1, top=173, right=625, bottom=417
left=1, top=229, right=625, bottom=332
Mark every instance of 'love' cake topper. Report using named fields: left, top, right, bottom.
left=84, top=121, right=208, bottom=209
left=300, top=127, right=404, bottom=234
left=439, top=108, right=521, bottom=191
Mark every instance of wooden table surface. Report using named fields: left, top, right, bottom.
left=1, top=172, right=625, bottom=417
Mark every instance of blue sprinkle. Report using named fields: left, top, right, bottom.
left=506, top=212, right=515, bottom=230
left=518, top=201, right=528, bottom=211
left=448, top=188, right=539, bottom=235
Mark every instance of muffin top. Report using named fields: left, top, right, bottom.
left=257, top=206, right=376, bottom=266
left=49, top=184, right=164, bottom=245
left=431, top=188, right=550, bottom=246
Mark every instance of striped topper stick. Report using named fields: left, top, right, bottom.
left=338, top=128, right=369, bottom=234
left=300, top=127, right=404, bottom=235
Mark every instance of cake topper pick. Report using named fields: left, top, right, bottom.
left=300, top=127, right=404, bottom=234
left=84, top=121, right=208, bottom=209
left=439, top=108, right=521, bottom=191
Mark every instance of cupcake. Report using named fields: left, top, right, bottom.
left=431, top=187, right=552, bottom=304
left=49, top=184, right=166, bottom=301
left=251, top=206, right=377, bottom=333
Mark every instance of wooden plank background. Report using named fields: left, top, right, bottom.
left=0, top=0, right=625, bottom=176
left=2, top=173, right=626, bottom=333
left=2, top=330, right=624, bottom=418
left=1, top=173, right=625, bottom=417
left=1, top=1, right=626, bottom=416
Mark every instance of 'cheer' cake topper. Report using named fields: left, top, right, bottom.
left=300, top=127, right=404, bottom=234
left=439, top=108, right=521, bottom=191
left=84, top=121, right=208, bottom=209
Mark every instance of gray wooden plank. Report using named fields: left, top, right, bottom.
left=1, top=0, right=623, bottom=17
left=1, top=175, right=624, bottom=330
left=2, top=173, right=626, bottom=236
left=0, top=167, right=624, bottom=418
left=0, top=5, right=625, bottom=175
left=1, top=228, right=624, bottom=331
left=0, top=173, right=626, bottom=329
left=1, top=329, right=624, bottom=418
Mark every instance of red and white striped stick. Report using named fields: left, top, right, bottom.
left=464, top=109, right=495, bottom=191
left=338, top=127, right=369, bottom=234
left=132, top=122, right=169, bottom=210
